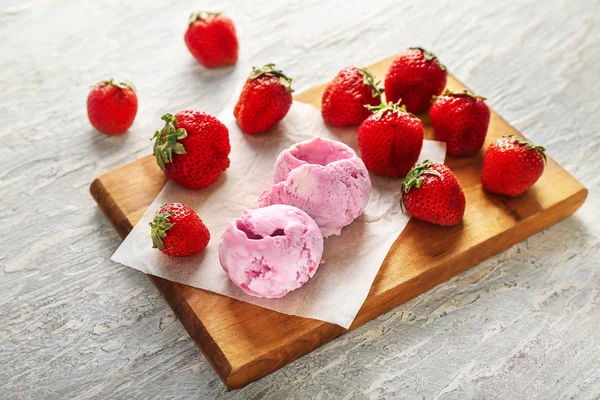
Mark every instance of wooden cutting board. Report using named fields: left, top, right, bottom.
left=90, top=55, right=587, bottom=389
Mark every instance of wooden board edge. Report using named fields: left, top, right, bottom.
left=225, top=321, right=342, bottom=389
left=90, top=178, right=133, bottom=239
left=148, top=276, right=234, bottom=384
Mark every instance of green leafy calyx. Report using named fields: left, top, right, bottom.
left=188, top=11, right=221, bottom=24
left=248, top=63, right=294, bottom=93
left=365, top=101, right=414, bottom=119
left=152, top=113, right=187, bottom=170
left=357, top=67, right=384, bottom=97
left=100, top=79, right=135, bottom=91
left=400, top=160, right=443, bottom=210
left=401, top=160, right=442, bottom=193
left=434, top=89, right=486, bottom=101
left=150, top=208, right=174, bottom=249
left=505, top=135, right=547, bottom=164
left=408, top=47, right=446, bottom=71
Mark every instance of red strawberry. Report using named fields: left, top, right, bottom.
left=384, top=47, right=447, bottom=113
left=358, top=102, right=424, bottom=176
left=150, top=203, right=210, bottom=257
left=430, top=89, right=491, bottom=156
left=321, top=66, right=383, bottom=126
left=87, top=79, right=137, bottom=135
left=401, top=160, right=466, bottom=226
left=184, top=12, right=238, bottom=68
left=152, top=111, right=230, bottom=189
left=234, top=64, right=294, bottom=134
left=481, top=135, right=546, bottom=197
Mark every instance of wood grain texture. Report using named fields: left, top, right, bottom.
left=2, top=0, right=600, bottom=398
left=90, top=56, right=587, bottom=389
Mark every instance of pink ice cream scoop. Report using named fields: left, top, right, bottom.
left=219, top=204, right=324, bottom=299
left=259, top=137, right=372, bottom=237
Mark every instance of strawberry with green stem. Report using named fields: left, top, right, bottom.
left=87, top=79, right=138, bottom=135
left=152, top=111, right=230, bottom=189
left=384, top=47, right=447, bottom=113
left=401, top=160, right=466, bottom=226
left=184, top=11, right=238, bottom=68
left=430, top=89, right=491, bottom=156
left=481, top=135, right=547, bottom=197
left=358, top=101, right=424, bottom=176
left=321, top=66, right=383, bottom=126
left=234, top=63, right=294, bottom=134
left=150, top=203, right=210, bottom=257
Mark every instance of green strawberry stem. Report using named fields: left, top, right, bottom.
left=100, top=79, right=135, bottom=91
left=365, top=101, right=414, bottom=119
left=506, top=135, right=548, bottom=164
left=152, top=113, right=187, bottom=170
left=248, top=63, right=294, bottom=93
left=400, top=160, right=442, bottom=211
left=433, top=88, right=486, bottom=101
left=408, top=47, right=446, bottom=70
left=150, top=208, right=174, bottom=249
left=357, top=67, right=384, bottom=98
left=188, top=11, right=221, bottom=24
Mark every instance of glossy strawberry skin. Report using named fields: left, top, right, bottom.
left=481, top=136, right=546, bottom=197
left=234, top=76, right=293, bottom=134
left=403, top=163, right=466, bottom=226
left=384, top=48, right=447, bottom=113
left=358, top=109, right=424, bottom=176
left=321, top=67, right=382, bottom=126
left=87, top=81, right=137, bottom=135
left=165, top=111, right=230, bottom=189
left=184, top=13, right=238, bottom=68
left=430, top=92, right=490, bottom=156
left=156, top=203, right=210, bottom=257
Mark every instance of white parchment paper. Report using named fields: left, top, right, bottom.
left=112, top=102, right=446, bottom=328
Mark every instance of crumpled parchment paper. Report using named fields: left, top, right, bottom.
left=112, top=101, right=446, bottom=328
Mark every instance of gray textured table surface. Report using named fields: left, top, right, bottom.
left=1, top=0, right=599, bottom=399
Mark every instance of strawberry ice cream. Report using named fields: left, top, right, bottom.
left=219, top=204, right=324, bottom=299
left=259, top=137, right=372, bottom=237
